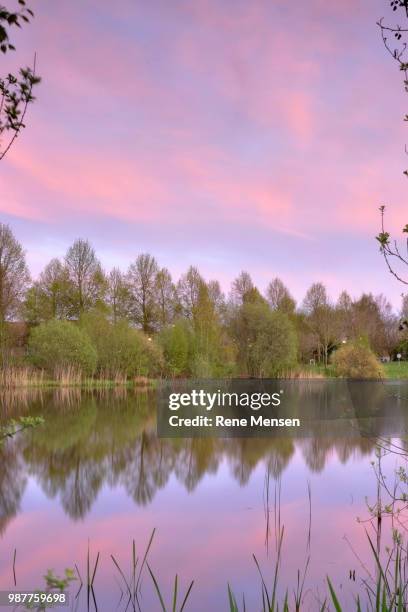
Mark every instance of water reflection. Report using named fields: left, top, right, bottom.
left=0, top=383, right=404, bottom=527
left=0, top=442, right=26, bottom=535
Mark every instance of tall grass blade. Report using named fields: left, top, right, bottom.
left=172, top=574, right=178, bottom=612
left=111, top=554, right=136, bottom=612
left=227, top=584, right=238, bottom=612
left=147, top=563, right=166, bottom=612
left=327, top=577, right=342, bottom=612
left=135, top=528, right=156, bottom=607
left=12, top=548, right=16, bottom=587
left=179, top=580, right=194, bottom=612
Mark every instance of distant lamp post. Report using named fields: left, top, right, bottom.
left=397, top=353, right=402, bottom=366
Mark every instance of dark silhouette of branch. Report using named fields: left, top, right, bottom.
left=0, top=2, right=40, bottom=160
left=376, top=206, right=408, bottom=286
left=375, top=4, right=408, bottom=285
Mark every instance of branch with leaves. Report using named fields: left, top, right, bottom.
left=0, top=415, right=44, bottom=445
left=0, top=1, right=34, bottom=53
left=0, top=1, right=40, bottom=160
left=375, top=4, right=408, bottom=287
left=377, top=1, right=408, bottom=175
left=376, top=205, right=408, bottom=285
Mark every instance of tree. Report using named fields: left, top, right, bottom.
left=375, top=293, right=399, bottom=356
left=351, top=293, right=386, bottom=353
left=80, top=311, right=163, bottom=377
left=24, top=258, right=71, bottom=323
left=229, top=291, right=297, bottom=376
left=159, top=320, right=190, bottom=376
left=65, top=239, right=106, bottom=317
left=207, top=279, right=226, bottom=320
left=230, top=271, right=253, bottom=304
left=302, top=283, right=337, bottom=365
left=0, top=223, right=29, bottom=322
left=266, top=277, right=296, bottom=315
left=106, top=267, right=130, bottom=323
left=155, top=267, right=175, bottom=328
left=126, top=254, right=159, bottom=333
left=191, top=281, right=221, bottom=376
left=336, top=290, right=353, bottom=341
left=401, top=293, right=408, bottom=323
left=0, top=2, right=41, bottom=160
left=176, top=266, right=204, bottom=319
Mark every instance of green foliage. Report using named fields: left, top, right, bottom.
left=0, top=3, right=35, bottom=54
left=24, top=568, right=76, bottom=610
left=231, top=299, right=298, bottom=377
left=191, top=281, right=224, bottom=375
left=383, top=360, right=408, bottom=378
left=0, top=320, right=11, bottom=366
left=80, top=311, right=163, bottom=378
left=65, top=239, right=107, bottom=316
left=0, top=415, right=44, bottom=445
left=28, top=320, right=97, bottom=376
left=159, top=320, right=191, bottom=376
left=331, top=342, right=383, bottom=379
left=0, top=3, right=40, bottom=160
left=24, top=258, right=72, bottom=324
left=190, top=353, right=213, bottom=378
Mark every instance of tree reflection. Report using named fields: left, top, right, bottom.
left=0, top=441, right=27, bottom=535
left=0, top=384, right=396, bottom=527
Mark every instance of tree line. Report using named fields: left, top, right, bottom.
left=0, top=223, right=406, bottom=378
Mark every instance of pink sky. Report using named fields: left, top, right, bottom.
left=0, top=0, right=407, bottom=308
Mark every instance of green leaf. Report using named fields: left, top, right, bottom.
left=376, top=232, right=390, bottom=246
left=327, top=577, right=342, bottom=612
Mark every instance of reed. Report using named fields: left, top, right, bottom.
left=0, top=365, right=157, bottom=389
left=0, top=366, right=46, bottom=388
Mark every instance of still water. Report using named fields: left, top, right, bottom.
left=0, top=384, right=407, bottom=611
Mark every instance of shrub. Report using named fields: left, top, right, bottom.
left=331, top=342, right=383, bottom=379
left=80, top=311, right=163, bottom=378
left=248, top=309, right=298, bottom=377
left=231, top=301, right=297, bottom=376
left=159, top=320, right=190, bottom=376
left=28, top=320, right=97, bottom=376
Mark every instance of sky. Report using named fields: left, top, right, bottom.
left=1, top=0, right=407, bottom=309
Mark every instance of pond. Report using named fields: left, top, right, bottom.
left=0, top=383, right=407, bottom=611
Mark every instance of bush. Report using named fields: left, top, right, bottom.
left=28, top=320, right=97, bottom=376
left=331, top=342, right=383, bottom=379
left=80, top=312, right=163, bottom=378
left=248, top=309, right=298, bottom=377
left=231, top=301, right=297, bottom=376
left=159, top=320, right=190, bottom=376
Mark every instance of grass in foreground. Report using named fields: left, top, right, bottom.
left=383, top=361, right=408, bottom=379
left=11, top=526, right=408, bottom=611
